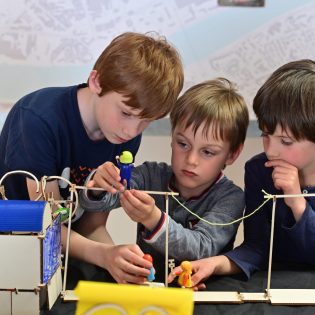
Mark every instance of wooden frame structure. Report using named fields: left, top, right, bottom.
left=50, top=182, right=315, bottom=305
left=61, top=184, right=315, bottom=306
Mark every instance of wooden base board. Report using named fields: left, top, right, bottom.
left=269, top=289, right=315, bottom=305
left=62, top=290, right=79, bottom=302
left=143, top=281, right=165, bottom=288
left=194, top=289, right=315, bottom=305
left=194, top=291, right=242, bottom=304
left=240, top=292, right=268, bottom=302
left=63, top=288, right=315, bottom=305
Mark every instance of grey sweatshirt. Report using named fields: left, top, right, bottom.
left=79, top=161, right=245, bottom=282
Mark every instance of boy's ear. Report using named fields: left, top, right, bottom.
left=88, top=70, right=102, bottom=94
left=225, top=144, right=244, bottom=166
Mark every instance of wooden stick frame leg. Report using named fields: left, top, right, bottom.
left=165, top=193, right=169, bottom=287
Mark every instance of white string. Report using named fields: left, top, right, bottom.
left=171, top=193, right=273, bottom=226
left=170, top=188, right=315, bottom=227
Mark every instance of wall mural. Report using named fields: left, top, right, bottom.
left=0, top=0, right=315, bottom=122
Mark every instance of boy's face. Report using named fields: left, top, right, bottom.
left=171, top=122, right=238, bottom=199
left=94, top=91, right=151, bottom=144
left=262, top=124, right=315, bottom=173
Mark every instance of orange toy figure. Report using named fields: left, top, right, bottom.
left=143, top=254, right=155, bottom=282
left=176, top=261, right=193, bottom=288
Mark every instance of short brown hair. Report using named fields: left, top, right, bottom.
left=92, top=32, right=184, bottom=119
left=170, top=78, right=249, bottom=154
left=253, top=59, right=315, bottom=142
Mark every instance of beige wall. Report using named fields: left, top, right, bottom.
left=107, top=136, right=263, bottom=247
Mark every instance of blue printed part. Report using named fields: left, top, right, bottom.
left=0, top=200, right=47, bottom=232
left=43, top=215, right=61, bottom=284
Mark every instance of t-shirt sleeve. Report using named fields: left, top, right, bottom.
left=5, top=107, right=57, bottom=178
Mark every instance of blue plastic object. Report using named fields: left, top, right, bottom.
left=0, top=200, right=47, bottom=232
left=117, top=151, right=134, bottom=189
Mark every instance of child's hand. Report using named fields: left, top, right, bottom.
left=265, top=159, right=301, bottom=194
left=101, top=244, right=152, bottom=284
left=168, top=258, right=216, bottom=291
left=87, top=161, right=125, bottom=194
left=120, top=189, right=161, bottom=230
left=265, top=159, right=306, bottom=221
left=168, top=266, right=182, bottom=284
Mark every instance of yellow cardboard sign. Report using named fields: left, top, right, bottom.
left=75, top=281, right=194, bottom=315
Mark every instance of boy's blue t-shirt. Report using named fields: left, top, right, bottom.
left=0, top=84, right=141, bottom=200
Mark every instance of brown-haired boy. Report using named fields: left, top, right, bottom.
left=0, top=32, right=184, bottom=283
